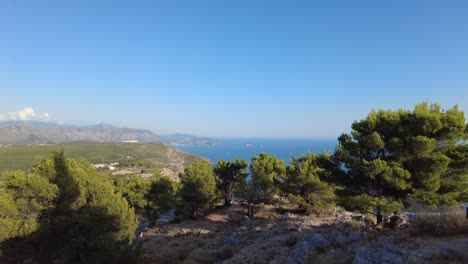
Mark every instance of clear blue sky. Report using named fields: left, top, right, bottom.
left=1, top=0, right=467, bottom=138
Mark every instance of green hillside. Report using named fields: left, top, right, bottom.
left=0, top=142, right=200, bottom=173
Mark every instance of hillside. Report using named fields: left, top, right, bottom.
left=0, top=122, right=162, bottom=145
left=0, top=142, right=201, bottom=178
left=162, top=133, right=218, bottom=146
left=140, top=203, right=468, bottom=264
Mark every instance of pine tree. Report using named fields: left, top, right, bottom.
left=239, top=153, right=286, bottom=218
left=113, top=175, right=152, bottom=210
left=213, top=159, right=249, bottom=206
left=0, top=152, right=139, bottom=263
left=283, top=152, right=336, bottom=213
left=0, top=170, right=58, bottom=242
left=334, top=102, right=467, bottom=222
left=178, top=160, right=216, bottom=218
left=146, top=174, right=178, bottom=225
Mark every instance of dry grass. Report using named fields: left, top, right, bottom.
left=153, top=237, right=220, bottom=264
left=411, top=207, right=468, bottom=236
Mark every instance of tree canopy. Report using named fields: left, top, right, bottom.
left=333, top=102, right=467, bottom=220
left=0, top=152, right=138, bottom=263
left=239, top=153, right=286, bottom=217
left=178, top=160, right=216, bottom=219
left=113, top=175, right=152, bottom=210
left=213, top=159, right=249, bottom=206
left=283, top=152, right=336, bottom=213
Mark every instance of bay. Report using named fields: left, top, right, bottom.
left=175, top=138, right=337, bottom=164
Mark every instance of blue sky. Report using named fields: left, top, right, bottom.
left=1, top=0, right=467, bottom=138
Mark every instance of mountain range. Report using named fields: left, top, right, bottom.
left=0, top=120, right=215, bottom=146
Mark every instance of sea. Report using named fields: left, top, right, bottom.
left=175, top=138, right=338, bottom=164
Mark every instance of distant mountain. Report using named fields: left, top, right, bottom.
left=0, top=120, right=73, bottom=129
left=0, top=121, right=162, bottom=146
left=162, top=133, right=217, bottom=146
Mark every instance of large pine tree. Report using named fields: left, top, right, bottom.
left=0, top=152, right=138, bottom=263
left=334, top=102, right=467, bottom=222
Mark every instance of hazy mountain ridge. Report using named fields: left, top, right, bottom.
left=0, top=120, right=72, bottom=129
left=0, top=121, right=217, bottom=146
left=0, top=121, right=162, bottom=145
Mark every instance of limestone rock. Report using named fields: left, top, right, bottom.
left=282, top=212, right=294, bottom=221
left=383, top=213, right=409, bottom=229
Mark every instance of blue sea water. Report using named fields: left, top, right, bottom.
left=175, top=138, right=337, bottom=164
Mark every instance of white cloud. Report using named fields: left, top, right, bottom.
left=0, top=107, right=53, bottom=121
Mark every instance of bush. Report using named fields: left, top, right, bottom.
left=411, top=207, right=468, bottom=236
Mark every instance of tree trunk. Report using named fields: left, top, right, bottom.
left=224, top=189, right=234, bottom=207
left=376, top=210, right=383, bottom=224
left=146, top=206, right=156, bottom=227
left=247, top=203, right=255, bottom=218
left=224, top=196, right=231, bottom=207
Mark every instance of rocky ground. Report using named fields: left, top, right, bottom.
left=139, top=204, right=468, bottom=264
